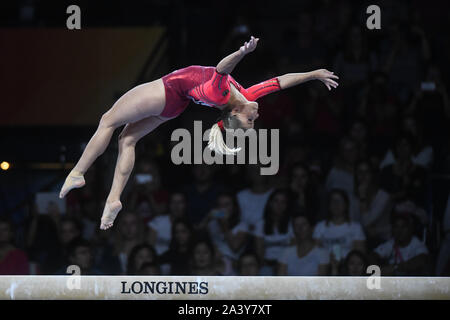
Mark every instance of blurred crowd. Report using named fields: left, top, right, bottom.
left=1, top=0, right=450, bottom=277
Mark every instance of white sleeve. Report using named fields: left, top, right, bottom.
left=352, top=223, right=366, bottom=241
left=412, top=238, right=429, bottom=257
left=207, top=220, right=223, bottom=241
left=287, top=223, right=295, bottom=240
left=379, top=150, right=395, bottom=169
left=363, top=190, right=390, bottom=226
left=231, top=222, right=248, bottom=235
left=414, top=146, right=434, bottom=169
left=312, top=222, right=324, bottom=240
left=148, top=218, right=159, bottom=231
left=374, top=241, right=391, bottom=258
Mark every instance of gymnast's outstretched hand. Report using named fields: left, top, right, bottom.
left=239, top=36, right=259, bottom=56
left=314, top=69, right=339, bottom=91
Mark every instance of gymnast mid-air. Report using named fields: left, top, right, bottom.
left=59, top=36, right=339, bottom=230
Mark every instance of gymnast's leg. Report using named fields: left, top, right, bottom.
left=100, top=116, right=166, bottom=230
left=59, top=78, right=166, bottom=198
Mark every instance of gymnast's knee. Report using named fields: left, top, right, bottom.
left=118, top=132, right=137, bottom=148
left=99, top=110, right=119, bottom=129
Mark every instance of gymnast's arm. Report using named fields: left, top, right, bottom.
left=236, top=68, right=339, bottom=102
left=277, top=69, right=339, bottom=91
left=216, top=36, right=259, bottom=74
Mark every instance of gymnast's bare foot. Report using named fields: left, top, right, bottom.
left=59, top=170, right=85, bottom=198
left=100, top=200, right=122, bottom=230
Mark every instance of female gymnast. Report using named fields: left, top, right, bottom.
left=59, top=36, right=339, bottom=230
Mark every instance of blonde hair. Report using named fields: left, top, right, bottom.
left=207, top=84, right=245, bottom=155
left=208, top=123, right=241, bottom=155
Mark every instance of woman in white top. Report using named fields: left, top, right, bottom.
left=313, top=189, right=366, bottom=263
left=351, top=160, right=392, bottom=248
left=254, top=189, right=295, bottom=274
left=379, top=116, right=433, bottom=169
left=278, top=214, right=330, bottom=276
left=147, top=191, right=187, bottom=255
left=338, top=250, right=369, bottom=276
left=198, top=192, right=250, bottom=263
left=325, top=137, right=358, bottom=197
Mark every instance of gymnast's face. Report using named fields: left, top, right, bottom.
left=232, top=101, right=259, bottom=129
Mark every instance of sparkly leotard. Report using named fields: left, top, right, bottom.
left=160, top=65, right=281, bottom=118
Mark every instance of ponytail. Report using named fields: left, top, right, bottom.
left=208, top=122, right=241, bottom=155
left=208, top=86, right=246, bottom=155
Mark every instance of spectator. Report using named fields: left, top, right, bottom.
left=308, top=81, right=345, bottom=143
left=147, top=191, right=187, bottom=255
left=379, top=133, right=427, bottom=207
left=0, top=218, right=29, bottom=275
left=351, top=160, right=392, bottom=249
left=127, top=160, right=169, bottom=223
left=289, top=162, right=321, bottom=224
left=237, top=251, right=262, bottom=276
left=348, top=119, right=370, bottom=161
left=126, top=243, right=158, bottom=275
left=237, top=165, right=273, bottom=230
left=64, top=238, right=103, bottom=275
left=381, top=23, right=431, bottom=103
left=87, top=208, right=122, bottom=275
left=112, top=212, right=145, bottom=274
left=325, top=137, right=359, bottom=198
left=51, top=217, right=84, bottom=272
left=254, top=189, right=294, bottom=275
left=380, top=115, right=434, bottom=170
left=137, top=262, right=161, bottom=275
left=357, top=72, right=399, bottom=152
left=338, top=250, right=369, bottom=276
left=333, top=25, right=377, bottom=89
left=372, top=212, right=430, bottom=276
left=183, top=164, right=224, bottom=225
left=278, top=214, right=330, bottom=276
left=59, top=217, right=83, bottom=247
left=189, top=238, right=223, bottom=276
left=289, top=11, right=325, bottom=70
left=404, top=64, right=450, bottom=163
left=65, top=164, right=105, bottom=222
left=77, top=197, right=100, bottom=241
left=393, top=200, right=429, bottom=232
left=199, top=192, right=250, bottom=264
left=159, top=218, right=195, bottom=275
left=313, top=189, right=366, bottom=263
left=26, top=199, right=63, bottom=274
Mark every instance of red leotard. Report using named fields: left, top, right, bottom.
left=160, top=65, right=281, bottom=118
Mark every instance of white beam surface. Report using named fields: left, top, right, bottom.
left=0, top=276, right=449, bottom=300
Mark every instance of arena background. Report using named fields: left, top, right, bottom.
left=0, top=0, right=450, bottom=278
